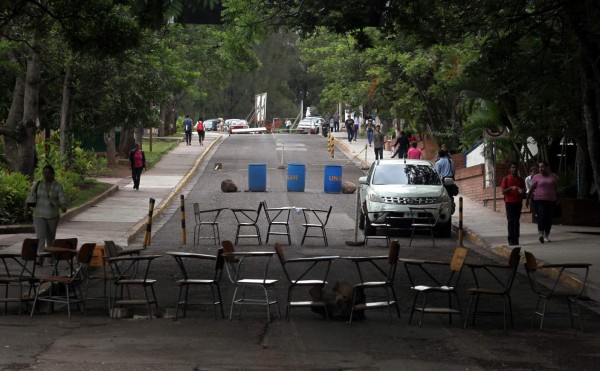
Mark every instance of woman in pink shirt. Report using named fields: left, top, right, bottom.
left=526, top=161, right=558, bottom=243
left=129, top=143, right=147, bottom=190
left=406, top=141, right=422, bottom=159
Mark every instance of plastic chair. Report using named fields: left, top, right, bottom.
left=167, top=250, right=225, bottom=319
left=107, top=254, right=162, bottom=318
left=524, top=251, right=591, bottom=331
left=31, top=243, right=96, bottom=318
left=408, top=207, right=440, bottom=247
left=0, top=238, right=39, bottom=314
left=464, top=247, right=521, bottom=330
left=274, top=243, right=338, bottom=320
left=230, top=202, right=263, bottom=245
left=262, top=201, right=292, bottom=245
left=345, top=240, right=401, bottom=323
left=221, top=240, right=279, bottom=322
left=192, top=203, right=225, bottom=246
left=301, top=206, right=333, bottom=246
left=402, top=246, right=468, bottom=327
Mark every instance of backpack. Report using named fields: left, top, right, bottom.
left=196, top=121, right=204, bottom=131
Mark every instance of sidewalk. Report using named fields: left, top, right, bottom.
left=329, top=130, right=600, bottom=302
left=0, top=132, right=222, bottom=252
left=1, top=129, right=598, bottom=302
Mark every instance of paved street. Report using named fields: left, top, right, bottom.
left=0, top=131, right=599, bottom=369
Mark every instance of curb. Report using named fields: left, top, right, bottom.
left=333, top=138, right=370, bottom=169
left=124, top=136, right=223, bottom=244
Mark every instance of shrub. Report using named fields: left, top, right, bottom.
left=0, top=170, right=31, bottom=224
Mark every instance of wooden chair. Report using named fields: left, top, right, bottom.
left=230, top=202, right=263, bottom=245
left=345, top=241, right=401, bottom=323
left=301, top=206, right=333, bottom=246
left=464, top=247, right=521, bottom=330
left=524, top=251, right=591, bottom=331
left=262, top=201, right=292, bottom=245
left=402, top=246, right=468, bottom=327
left=31, top=243, right=96, bottom=318
left=107, top=254, right=162, bottom=318
left=0, top=238, right=39, bottom=314
left=192, top=203, right=226, bottom=246
left=274, top=243, right=338, bottom=320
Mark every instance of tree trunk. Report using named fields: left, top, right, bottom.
left=104, top=127, right=117, bottom=167
left=59, top=64, right=74, bottom=165
left=18, top=51, right=41, bottom=178
left=118, top=128, right=135, bottom=158
left=575, top=136, right=591, bottom=199
left=1, top=72, right=25, bottom=175
left=159, top=102, right=167, bottom=136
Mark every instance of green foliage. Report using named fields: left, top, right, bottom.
left=0, top=171, right=30, bottom=224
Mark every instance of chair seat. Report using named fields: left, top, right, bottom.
left=237, top=278, right=277, bottom=285
left=289, top=300, right=326, bottom=307
left=356, top=281, right=387, bottom=288
left=412, top=223, right=436, bottom=228
left=354, top=301, right=396, bottom=310
left=292, top=279, right=326, bottom=285
left=412, top=285, right=454, bottom=292
left=177, top=279, right=217, bottom=285
left=115, top=279, right=157, bottom=285
left=302, top=223, right=324, bottom=228
left=414, top=307, right=461, bottom=314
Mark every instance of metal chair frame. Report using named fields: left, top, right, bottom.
left=193, top=203, right=225, bottom=246
left=408, top=206, right=440, bottom=247
left=464, top=247, right=521, bottom=331
left=262, top=201, right=292, bottom=245
left=0, top=238, right=39, bottom=314
left=301, top=206, right=333, bottom=246
left=231, top=202, right=263, bottom=245
left=274, top=243, right=338, bottom=320
left=167, top=250, right=225, bottom=320
left=524, top=251, right=591, bottom=331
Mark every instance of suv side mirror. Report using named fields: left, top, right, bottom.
left=359, top=176, right=368, bottom=185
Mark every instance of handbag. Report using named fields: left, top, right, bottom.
left=26, top=181, right=40, bottom=208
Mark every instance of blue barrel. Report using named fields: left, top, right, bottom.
left=287, top=163, right=306, bottom=192
left=248, top=163, right=267, bottom=192
left=324, top=165, right=343, bottom=193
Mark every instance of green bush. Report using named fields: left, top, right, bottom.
left=0, top=170, right=31, bottom=224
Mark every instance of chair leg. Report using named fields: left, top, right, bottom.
left=464, top=294, right=475, bottom=329
left=409, top=293, right=419, bottom=324
left=175, top=285, right=183, bottom=320
left=322, top=227, right=328, bottom=246
left=573, top=299, right=584, bottom=332
left=348, top=290, right=358, bottom=324
left=301, top=227, right=308, bottom=246
left=255, top=225, right=262, bottom=245
left=409, top=229, right=416, bottom=247
left=390, top=286, right=401, bottom=319
left=385, top=288, right=393, bottom=323
left=418, top=293, right=429, bottom=327
left=540, top=298, right=549, bottom=330
left=229, top=286, right=240, bottom=320
left=235, top=225, right=241, bottom=245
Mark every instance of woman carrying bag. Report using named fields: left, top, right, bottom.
left=27, top=164, right=67, bottom=256
left=526, top=161, right=559, bottom=243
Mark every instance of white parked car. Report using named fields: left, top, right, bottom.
left=225, top=119, right=249, bottom=130
left=358, top=159, right=454, bottom=237
left=296, top=116, right=323, bottom=134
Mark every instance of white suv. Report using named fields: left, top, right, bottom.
left=358, top=159, right=454, bottom=237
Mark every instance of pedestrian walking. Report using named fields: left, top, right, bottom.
left=353, top=116, right=359, bottom=141
left=183, top=114, right=193, bottom=145
left=391, top=131, right=410, bottom=158
left=129, top=143, right=147, bottom=190
left=333, top=112, right=340, bottom=132
left=345, top=114, right=355, bottom=142
left=29, top=164, right=67, bottom=257
left=435, top=144, right=448, bottom=161
left=373, top=125, right=385, bottom=160
left=407, top=141, right=423, bottom=159
left=501, top=162, right=526, bottom=246
left=366, top=118, right=374, bottom=146
left=196, top=118, right=205, bottom=145
left=526, top=161, right=559, bottom=243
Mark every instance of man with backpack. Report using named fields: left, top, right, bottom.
left=196, top=117, right=205, bottom=145
left=183, top=114, right=193, bottom=145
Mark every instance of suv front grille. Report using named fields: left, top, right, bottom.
left=382, top=196, right=437, bottom=205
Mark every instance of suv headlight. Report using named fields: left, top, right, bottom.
left=369, top=192, right=384, bottom=203
left=437, top=194, right=450, bottom=203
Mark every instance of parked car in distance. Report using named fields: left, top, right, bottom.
left=225, top=119, right=249, bottom=131
left=358, top=159, right=454, bottom=237
left=204, top=119, right=220, bottom=131
left=296, top=116, right=323, bottom=134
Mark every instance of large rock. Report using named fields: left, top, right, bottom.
left=309, top=281, right=365, bottom=320
left=341, top=181, right=357, bottom=194
left=221, top=179, right=238, bottom=193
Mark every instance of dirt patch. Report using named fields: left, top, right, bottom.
left=94, top=163, right=131, bottom=180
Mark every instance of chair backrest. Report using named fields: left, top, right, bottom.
left=21, top=238, right=39, bottom=261
left=77, top=243, right=96, bottom=265
left=221, top=240, right=238, bottom=283
left=450, top=246, right=468, bottom=272
left=388, top=240, right=400, bottom=265
left=274, top=243, right=286, bottom=264
left=524, top=251, right=537, bottom=272
left=103, top=240, right=122, bottom=258
left=53, top=238, right=78, bottom=250
left=215, top=248, right=225, bottom=272
left=409, top=207, right=440, bottom=226
left=508, top=247, right=522, bottom=268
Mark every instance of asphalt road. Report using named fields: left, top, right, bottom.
left=2, top=134, right=599, bottom=370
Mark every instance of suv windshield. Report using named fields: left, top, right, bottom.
left=372, top=164, right=441, bottom=186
